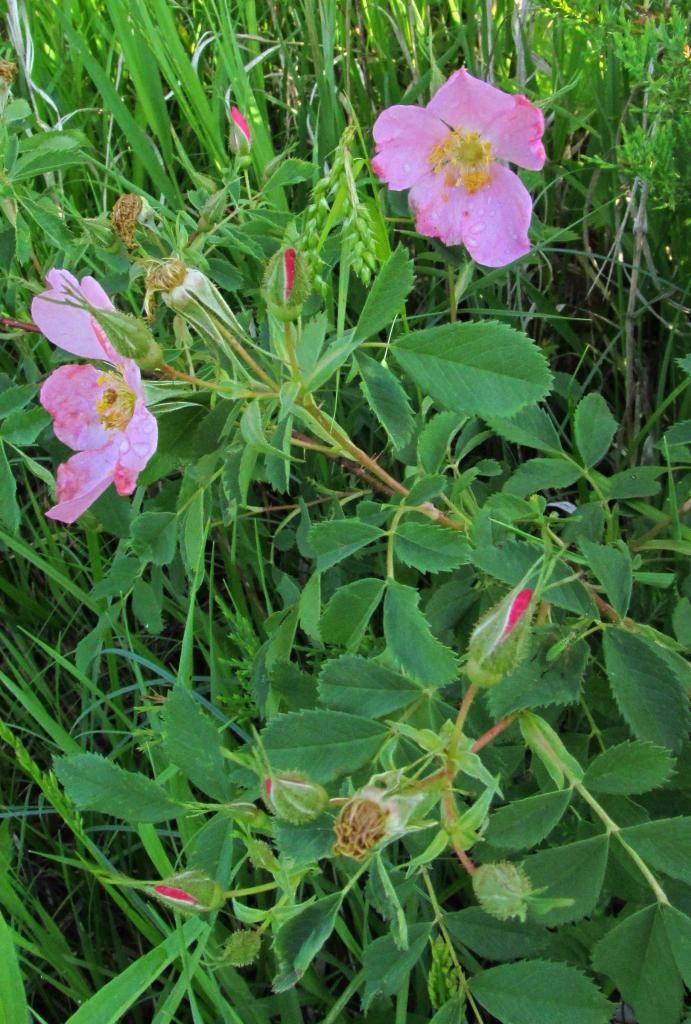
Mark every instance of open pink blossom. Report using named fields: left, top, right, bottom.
left=372, top=69, right=545, bottom=267
left=32, top=269, right=158, bottom=523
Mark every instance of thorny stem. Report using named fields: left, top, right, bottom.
left=421, top=867, right=485, bottom=1024
left=471, top=714, right=516, bottom=753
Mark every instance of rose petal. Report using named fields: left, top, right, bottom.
left=408, top=170, right=469, bottom=246
left=113, top=403, right=158, bottom=495
left=459, top=164, right=534, bottom=268
left=372, top=105, right=448, bottom=190
left=32, top=269, right=114, bottom=362
left=427, top=69, right=517, bottom=135
left=483, top=94, right=545, bottom=170
left=46, top=442, right=120, bottom=523
left=40, top=364, right=111, bottom=451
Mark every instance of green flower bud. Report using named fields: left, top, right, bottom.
left=89, top=308, right=163, bottom=370
left=262, top=246, right=312, bottom=321
left=465, top=588, right=534, bottom=687
left=229, top=106, right=252, bottom=158
left=472, top=861, right=533, bottom=922
left=198, top=188, right=229, bottom=232
left=264, top=772, right=328, bottom=824
left=151, top=870, right=225, bottom=915
left=221, top=929, right=262, bottom=967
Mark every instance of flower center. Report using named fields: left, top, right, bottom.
left=96, top=372, right=136, bottom=431
left=332, top=797, right=389, bottom=860
left=429, top=129, right=493, bottom=193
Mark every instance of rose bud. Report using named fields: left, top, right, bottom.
left=264, top=772, right=328, bottom=824
left=229, top=106, right=252, bottom=157
left=262, top=246, right=312, bottom=321
left=150, top=870, right=225, bottom=914
left=465, top=587, right=534, bottom=687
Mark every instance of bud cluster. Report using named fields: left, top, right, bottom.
left=342, top=202, right=378, bottom=286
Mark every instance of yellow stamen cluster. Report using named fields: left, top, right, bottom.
left=333, top=797, right=390, bottom=860
left=429, top=129, right=493, bottom=194
left=96, top=373, right=136, bottom=431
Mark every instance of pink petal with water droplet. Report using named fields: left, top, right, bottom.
left=40, top=364, right=111, bottom=451
left=408, top=170, right=468, bottom=246
left=483, top=94, right=545, bottom=170
left=113, top=402, right=158, bottom=495
left=372, top=105, right=448, bottom=190
left=46, top=441, right=120, bottom=523
left=427, top=68, right=517, bottom=135
left=460, top=164, right=533, bottom=267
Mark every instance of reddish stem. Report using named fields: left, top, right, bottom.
left=471, top=715, right=515, bottom=754
left=0, top=317, right=41, bottom=333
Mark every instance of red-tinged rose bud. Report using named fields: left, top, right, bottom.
left=262, top=246, right=312, bottom=321
left=150, top=870, right=225, bottom=914
left=229, top=106, right=252, bottom=157
left=264, top=771, right=328, bottom=824
left=465, top=587, right=534, bottom=688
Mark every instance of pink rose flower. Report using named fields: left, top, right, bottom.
left=372, top=69, right=546, bottom=267
left=32, top=269, right=158, bottom=524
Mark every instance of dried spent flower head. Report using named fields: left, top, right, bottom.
left=0, top=59, right=17, bottom=86
left=145, top=259, right=189, bottom=295
left=110, top=193, right=154, bottom=248
left=333, top=796, right=390, bottom=860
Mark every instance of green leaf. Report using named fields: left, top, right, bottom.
left=573, top=393, right=618, bottom=467
left=383, top=581, right=458, bottom=685
left=132, top=578, right=163, bottom=634
left=262, top=710, right=387, bottom=782
left=489, top=406, right=563, bottom=453
left=273, top=894, right=342, bottom=992
left=162, top=688, right=232, bottom=801
left=367, top=855, right=409, bottom=950
left=54, top=753, right=185, bottom=823
left=1, top=406, right=50, bottom=445
left=503, top=457, right=583, bottom=498
left=318, top=655, right=423, bottom=717
left=602, top=466, right=663, bottom=499
left=356, top=353, right=415, bottom=448
left=620, top=817, right=691, bottom=883
left=0, top=908, right=29, bottom=1024
left=445, top=907, right=547, bottom=962
left=578, top=539, right=632, bottom=618
left=472, top=539, right=596, bottom=615
left=274, top=816, right=336, bottom=868
left=0, top=384, right=36, bottom=419
left=486, top=789, right=571, bottom=850
left=352, top=244, right=414, bottom=344
left=130, top=512, right=178, bottom=566
left=662, top=906, right=691, bottom=988
left=417, top=411, right=463, bottom=473
left=362, top=922, right=432, bottom=1009
left=392, top=321, right=552, bottom=419
left=583, top=741, right=676, bottom=795
left=12, top=131, right=87, bottom=179
left=0, top=442, right=19, bottom=534
left=394, top=519, right=472, bottom=573
left=308, top=520, right=383, bottom=570
left=592, top=905, right=682, bottom=1024
left=488, top=634, right=589, bottom=718
left=523, top=835, right=610, bottom=925
left=470, top=960, right=611, bottom=1024
left=320, top=578, right=384, bottom=649
left=263, top=157, right=315, bottom=190
left=603, top=629, right=690, bottom=752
